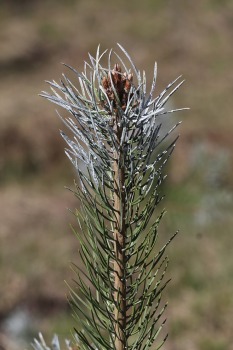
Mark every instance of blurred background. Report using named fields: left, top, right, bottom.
left=0, top=1, right=233, bottom=349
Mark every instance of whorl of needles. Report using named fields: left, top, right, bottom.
left=41, top=44, right=188, bottom=350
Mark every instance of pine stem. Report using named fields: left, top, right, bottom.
left=113, top=115, right=126, bottom=350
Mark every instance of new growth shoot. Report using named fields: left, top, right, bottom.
left=40, top=44, right=187, bottom=350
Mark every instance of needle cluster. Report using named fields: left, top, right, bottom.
left=40, top=44, right=187, bottom=350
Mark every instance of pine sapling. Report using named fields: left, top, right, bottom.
left=36, top=44, right=187, bottom=350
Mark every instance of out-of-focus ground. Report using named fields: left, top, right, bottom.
left=0, top=1, right=233, bottom=349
